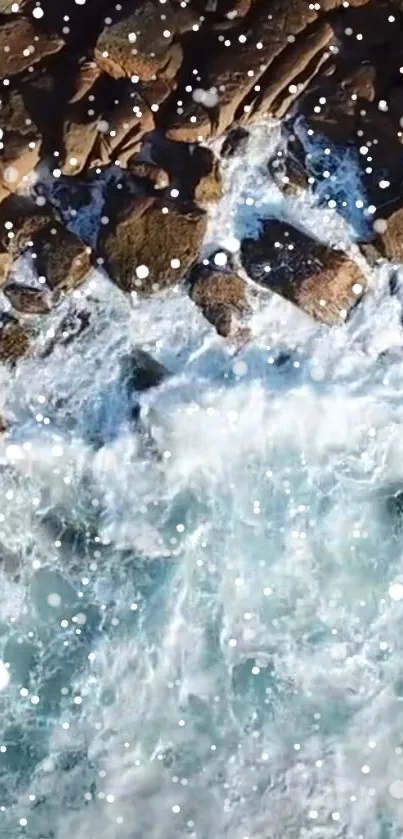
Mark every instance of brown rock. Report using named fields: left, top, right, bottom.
left=0, top=90, right=41, bottom=189
left=0, top=198, right=91, bottom=292
left=375, top=209, right=403, bottom=263
left=241, top=220, right=366, bottom=324
left=95, top=1, right=178, bottom=81
left=4, top=282, right=53, bottom=315
left=35, top=225, right=92, bottom=292
left=0, top=17, right=64, bottom=78
left=60, top=117, right=99, bottom=175
left=0, top=0, right=29, bottom=10
left=0, top=248, right=11, bottom=285
left=243, top=20, right=334, bottom=124
left=0, top=313, right=30, bottom=364
left=268, top=140, right=308, bottom=197
left=194, top=150, right=222, bottom=204
left=68, top=59, right=102, bottom=104
left=188, top=263, right=249, bottom=336
left=166, top=0, right=322, bottom=141
left=92, top=88, right=154, bottom=167
left=147, top=139, right=222, bottom=201
left=127, top=158, right=170, bottom=189
left=99, top=195, right=207, bottom=294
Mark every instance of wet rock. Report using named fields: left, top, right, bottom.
left=0, top=90, right=41, bottom=190
left=34, top=224, right=92, bottom=293
left=92, top=86, right=154, bottom=168
left=268, top=143, right=309, bottom=197
left=375, top=208, right=403, bottom=263
left=0, top=312, right=30, bottom=364
left=148, top=138, right=222, bottom=202
left=165, top=0, right=326, bottom=142
left=99, top=195, right=207, bottom=294
left=0, top=17, right=64, bottom=78
left=242, top=19, right=335, bottom=124
left=95, top=2, right=178, bottom=81
left=241, top=219, right=366, bottom=324
left=188, top=262, right=249, bottom=337
left=60, top=117, right=99, bottom=176
left=127, top=157, right=170, bottom=189
left=68, top=59, right=102, bottom=105
left=120, top=348, right=169, bottom=394
left=4, top=282, right=53, bottom=315
left=220, top=126, right=249, bottom=159
left=0, top=198, right=91, bottom=293
left=0, top=0, right=29, bottom=10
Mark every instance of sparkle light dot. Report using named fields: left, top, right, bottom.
left=389, top=780, right=403, bottom=799
left=136, top=265, right=149, bottom=280
left=389, top=582, right=403, bottom=601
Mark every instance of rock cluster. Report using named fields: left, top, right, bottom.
left=0, top=0, right=401, bottom=361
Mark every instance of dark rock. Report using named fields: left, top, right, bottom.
left=0, top=312, right=30, bottom=364
left=120, top=348, right=169, bottom=394
left=188, top=262, right=250, bottom=336
left=241, top=219, right=367, bottom=324
left=0, top=17, right=64, bottom=79
left=220, top=126, right=249, bottom=159
left=0, top=197, right=92, bottom=292
left=4, top=282, right=53, bottom=315
left=0, top=90, right=41, bottom=190
left=99, top=194, right=207, bottom=294
left=95, top=2, right=179, bottom=81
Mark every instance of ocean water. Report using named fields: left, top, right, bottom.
left=1, top=124, right=403, bottom=839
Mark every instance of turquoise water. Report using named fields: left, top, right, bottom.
left=1, top=126, right=403, bottom=838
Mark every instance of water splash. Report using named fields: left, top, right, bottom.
left=0, top=124, right=402, bottom=839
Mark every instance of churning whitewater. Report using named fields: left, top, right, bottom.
left=1, top=125, right=403, bottom=839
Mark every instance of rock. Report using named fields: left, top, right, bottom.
left=0, top=198, right=91, bottom=292
left=194, top=150, right=222, bottom=204
left=68, top=59, right=102, bottom=104
left=0, top=312, right=30, bottom=364
left=4, top=282, right=53, bottom=315
left=127, top=158, right=170, bottom=189
left=0, top=247, right=11, bottom=285
left=60, top=117, right=99, bottom=176
left=241, top=219, right=366, bottom=324
left=120, top=348, right=168, bottom=394
left=166, top=0, right=323, bottom=141
left=34, top=224, right=92, bottom=293
left=375, top=208, right=403, bottom=263
left=268, top=139, right=309, bottom=196
left=99, top=195, right=207, bottom=294
left=220, top=126, right=249, bottom=159
left=188, top=262, right=249, bottom=336
left=0, top=0, right=29, bottom=10
left=0, top=17, right=64, bottom=78
left=145, top=138, right=222, bottom=201
left=95, top=2, right=178, bottom=81
left=0, top=90, right=41, bottom=189
left=92, top=86, right=154, bottom=168
left=242, top=19, right=335, bottom=124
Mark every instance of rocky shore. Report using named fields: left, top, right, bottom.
left=0, top=0, right=402, bottom=363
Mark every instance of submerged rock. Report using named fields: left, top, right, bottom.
left=241, top=219, right=366, bottom=324
left=0, top=312, right=30, bottom=364
left=120, top=348, right=169, bottom=394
